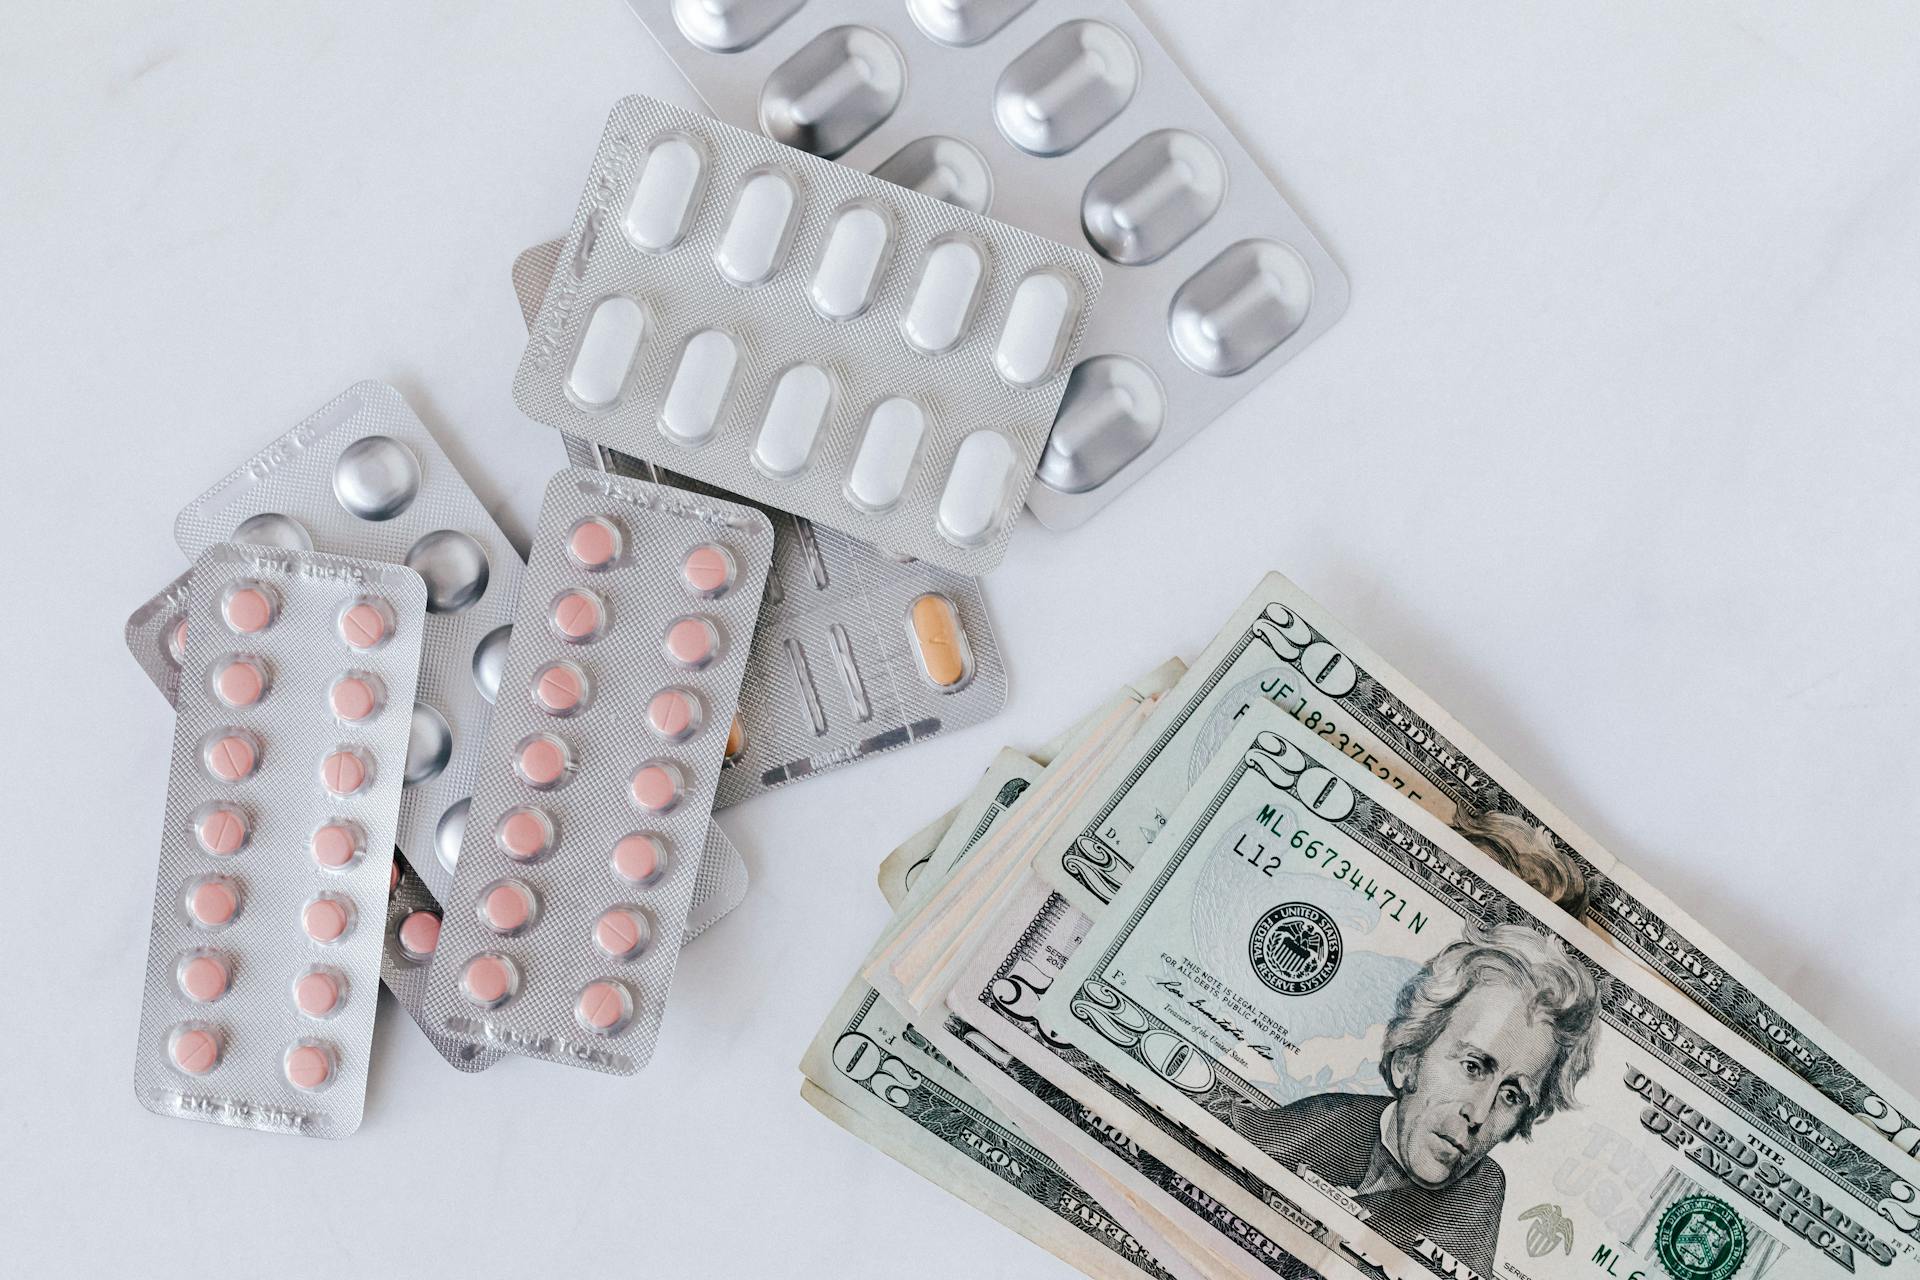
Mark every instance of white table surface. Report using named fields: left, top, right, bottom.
left=4, top=2, right=1917, bottom=1276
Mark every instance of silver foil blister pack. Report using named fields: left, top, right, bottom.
left=511, top=95, right=1103, bottom=575
left=132, top=545, right=426, bottom=1137
left=626, top=0, right=1349, bottom=529
left=173, top=381, right=523, bottom=907
left=515, top=241, right=1007, bottom=807
left=134, top=515, right=748, bottom=1076
left=422, top=469, right=772, bottom=1073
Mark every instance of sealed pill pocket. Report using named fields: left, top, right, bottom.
left=132, top=545, right=426, bottom=1137
left=513, top=95, right=1102, bottom=578
left=514, top=242, right=1009, bottom=808
left=421, top=469, right=772, bottom=1074
left=623, top=0, right=1349, bottom=531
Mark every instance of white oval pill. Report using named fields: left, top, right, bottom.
left=809, top=205, right=891, bottom=320
left=994, top=269, right=1080, bottom=386
left=938, top=431, right=1017, bottom=546
left=568, top=296, right=645, bottom=408
left=902, top=239, right=985, bottom=354
left=659, top=330, right=739, bottom=445
left=716, top=170, right=797, bottom=285
left=752, top=365, right=833, bottom=478
left=845, top=398, right=926, bottom=512
left=623, top=135, right=704, bottom=251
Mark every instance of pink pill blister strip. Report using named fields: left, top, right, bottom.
left=126, top=569, right=502, bottom=1073
left=132, top=544, right=427, bottom=1137
left=421, top=469, right=771, bottom=1074
left=127, top=566, right=750, bottom=1074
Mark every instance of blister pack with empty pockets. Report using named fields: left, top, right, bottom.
left=511, top=95, right=1103, bottom=576
left=625, top=0, right=1349, bottom=530
left=422, top=469, right=772, bottom=1073
left=513, top=241, right=1008, bottom=806
left=167, top=382, right=752, bottom=928
left=132, top=544, right=426, bottom=1137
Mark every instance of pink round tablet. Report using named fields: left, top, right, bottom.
left=646, top=688, right=700, bottom=741
left=514, top=734, right=572, bottom=790
left=397, top=910, right=441, bottom=961
left=194, top=806, right=248, bottom=856
left=179, top=954, right=229, bottom=1002
left=552, top=589, right=604, bottom=641
left=575, top=980, right=631, bottom=1033
left=310, top=822, right=361, bottom=870
left=479, top=880, right=533, bottom=933
left=303, top=896, right=352, bottom=944
left=663, top=616, right=718, bottom=669
left=294, top=970, right=342, bottom=1017
left=330, top=675, right=379, bottom=722
left=284, top=1043, right=332, bottom=1091
left=593, top=908, right=649, bottom=960
left=682, top=544, right=735, bottom=596
left=568, top=516, right=621, bottom=570
left=611, top=833, right=664, bottom=884
left=339, top=601, right=388, bottom=650
left=214, top=658, right=266, bottom=708
left=462, top=953, right=516, bottom=1006
left=321, top=748, right=370, bottom=796
left=168, top=616, right=189, bottom=664
left=389, top=860, right=401, bottom=893
left=223, top=585, right=274, bottom=634
left=630, top=763, right=681, bottom=813
left=188, top=879, right=239, bottom=928
left=532, top=663, right=586, bottom=716
left=495, top=807, right=554, bottom=861
left=205, top=733, right=258, bottom=783
left=170, top=1026, right=221, bottom=1076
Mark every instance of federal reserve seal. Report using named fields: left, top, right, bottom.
left=1248, top=902, right=1343, bottom=995
left=1655, top=1195, right=1748, bottom=1280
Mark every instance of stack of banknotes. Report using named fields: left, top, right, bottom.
left=800, top=572, right=1920, bottom=1280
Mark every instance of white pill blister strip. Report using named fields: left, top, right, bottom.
left=127, top=569, right=750, bottom=1073
left=132, top=545, right=426, bottom=1137
left=518, top=241, right=1008, bottom=808
left=421, top=469, right=772, bottom=1074
left=626, top=0, right=1349, bottom=530
left=512, top=95, right=1102, bottom=577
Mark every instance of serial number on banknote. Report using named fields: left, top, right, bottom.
left=1259, top=673, right=1428, bottom=805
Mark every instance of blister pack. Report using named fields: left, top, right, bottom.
left=132, top=544, right=426, bottom=1137
left=130, top=565, right=749, bottom=1075
left=511, top=95, right=1103, bottom=576
left=173, top=382, right=522, bottom=906
left=514, top=240, right=1007, bottom=807
left=625, top=0, right=1349, bottom=530
left=169, top=381, right=753, bottom=925
left=422, top=469, right=772, bottom=1073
